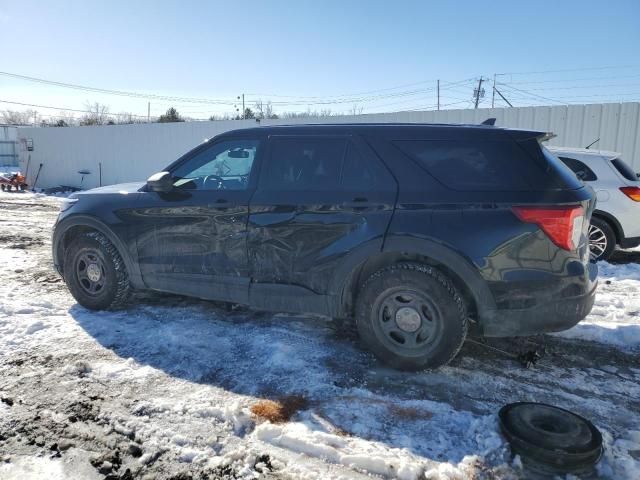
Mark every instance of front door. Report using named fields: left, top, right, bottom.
left=134, top=136, right=263, bottom=303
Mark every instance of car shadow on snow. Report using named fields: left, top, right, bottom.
left=609, top=249, right=640, bottom=264
left=69, top=293, right=516, bottom=463
left=68, top=292, right=640, bottom=464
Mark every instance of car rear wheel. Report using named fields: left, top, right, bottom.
left=588, top=218, right=616, bottom=262
left=63, top=231, right=131, bottom=310
left=355, top=263, right=468, bottom=370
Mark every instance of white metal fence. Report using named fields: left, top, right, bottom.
left=16, top=102, right=640, bottom=189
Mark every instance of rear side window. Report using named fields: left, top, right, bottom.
left=611, top=157, right=638, bottom=182
left=558, top=157, right=598, bottom=182
left=262, top=136, right=346, bottom=190
left=394, top=140, right=533, bottom=191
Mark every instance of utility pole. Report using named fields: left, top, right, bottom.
left=437, top=80, right=440, bottom=111
left=474, top=77, right=484, bottom=109
left=147, top=102, right=150, bottom=123
left=491, top=74, right=496, bottom=108
left=238, top=94, right=245, bottom=119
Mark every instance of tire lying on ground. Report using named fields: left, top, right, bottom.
left=355, top=263, right=468, bottom=371
left=499, top=402, right=603, bottom=474
left=63, top=231, right=131, bottom=310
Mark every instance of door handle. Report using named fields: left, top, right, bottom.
left=208, top=198, right=229, bottom=209
left=341, top=197, right=375, bottom=209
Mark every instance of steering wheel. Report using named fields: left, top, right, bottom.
left=202, top=174, right=226, bottom=190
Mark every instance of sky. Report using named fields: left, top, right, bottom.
left=0, top=0, right=639, bottom=121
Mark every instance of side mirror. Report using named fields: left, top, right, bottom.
left=146, top=171, right=173, bottom=193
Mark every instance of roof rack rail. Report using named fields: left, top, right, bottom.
left=481, top=118, right=496, bottom=126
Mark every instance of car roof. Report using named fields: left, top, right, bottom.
left=547, top=146, right=620, bottom=160
left=217, top=123, right=545, bottom=140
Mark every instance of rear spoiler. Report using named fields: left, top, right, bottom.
left=480, top=118, right=556, bottom=142
left=539, top=132, right=557, bottom=142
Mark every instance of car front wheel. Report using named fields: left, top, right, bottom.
left=355, top=263, right=468, bottom=370
left=63, top=231, right=131, bottom=310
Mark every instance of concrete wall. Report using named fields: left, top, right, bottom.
left=17, top=102, right=640, bottom=189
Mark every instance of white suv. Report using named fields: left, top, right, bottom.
left=549, top=146, right=640, bottom=261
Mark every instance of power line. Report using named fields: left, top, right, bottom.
left=495, top=84, right=569, bottom=104
left=0, top=71, right=239, bottom=105
left=245, top=77, right=477, bottom=100
left=514, top=82, right=640, bottom=92
left=0, top=70, right=478, bottom=107
left=496, top=65, right=640, bottom=76
left=502, top=73, right=640, bottom=86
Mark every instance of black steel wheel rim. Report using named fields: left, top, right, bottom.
left=499, top=402, right=603, bottom=472
left=372, top=287, right=444, bottom=357
left=75, top=250, right=106, bottom=296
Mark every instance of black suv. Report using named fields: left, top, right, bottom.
left=53, top=124, right=597, bottom=370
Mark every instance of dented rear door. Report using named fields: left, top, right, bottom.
left=248, top=134, right=396, bottom=296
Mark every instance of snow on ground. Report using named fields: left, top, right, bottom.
left=0, top=190, right=639, bottom=480
left=554, top=251, right=640, bottom=349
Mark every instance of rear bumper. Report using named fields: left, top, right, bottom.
left=620, top=236, right=640, bottom=249
left=481, top=262, right=598, bottom=337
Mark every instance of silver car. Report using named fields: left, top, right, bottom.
left=549, top=146, right=640, bottom=261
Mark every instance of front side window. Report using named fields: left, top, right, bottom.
left=558, top=157, right=598, bottom=182
left=261, top=136, right=346, bottom=190
left=172, top=139, right=260, bottom=191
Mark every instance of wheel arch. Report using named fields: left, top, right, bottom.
left=53, top=215, right=144, bottom=289
left=335, top=236, right=496, bottom=321
left=592, top=210, right=622, bottom=244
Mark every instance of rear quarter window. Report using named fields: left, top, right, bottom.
left=394, top=139, right=539, bottom=191
left=611, top=157, right=638, bottom=182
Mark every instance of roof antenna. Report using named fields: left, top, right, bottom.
left=481, top=118, right=496, bottom=126
left=585, top=138, right=599, bottom=149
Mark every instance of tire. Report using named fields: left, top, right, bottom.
left=589, top=217, right=616, bottom=261
left=499, top=402, right=603, bottom=474
left=63, top=231, right=131, bottom=310
left=355, top=263, right=468, bottom=370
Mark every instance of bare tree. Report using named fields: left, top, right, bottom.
left=55, top=111, right=77, bottom=126
left=1, top=109, right=40, bottom=125
left=280, top=108, right=335, bottom=119
left=208, top=113, right=234, bottom=121
left=349, top=104, right=364, bottom=115
left=80, top=102, right=110, bottom=126
left=254, top=100, right=278, bottom=119
left=114, top=112, right=143, bottom=124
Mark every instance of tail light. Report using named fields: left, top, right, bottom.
left=512, top=206, right=585, bottom=251
left=620, top=186, right=640, bottom=202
